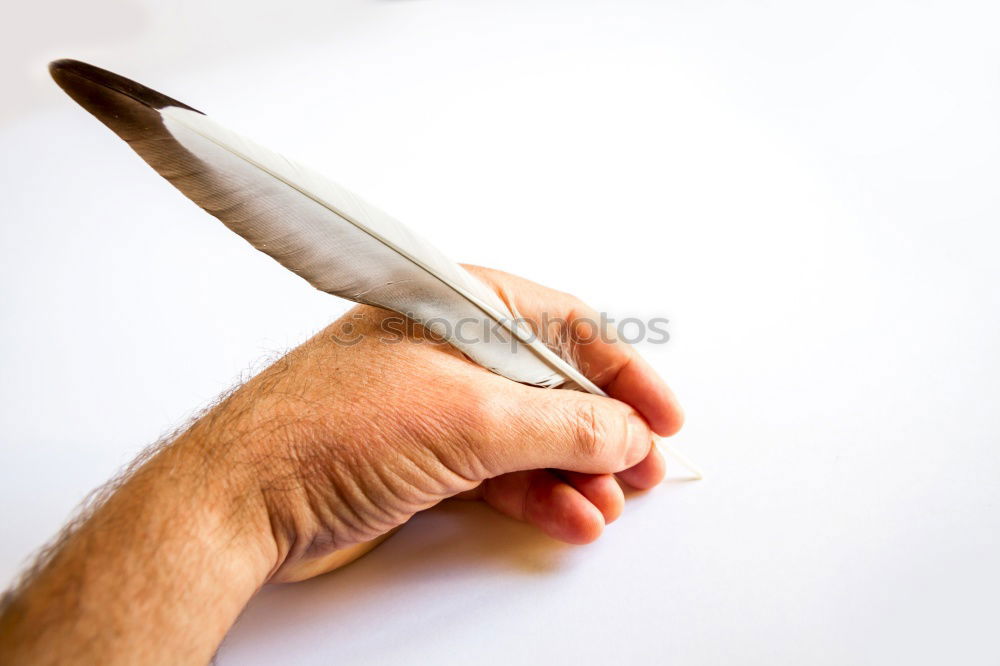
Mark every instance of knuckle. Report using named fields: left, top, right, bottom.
left=568, top=401, right=608, bottom=461
left=438, top=381, right=505, bottom=477
left=457, top=383, right=498, bottom=442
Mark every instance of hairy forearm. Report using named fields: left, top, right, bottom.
left=0, top=427, right=278, bottom=665
left=0, top=337, right=356, bottom=664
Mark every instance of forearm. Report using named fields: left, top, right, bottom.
left=0, top=429, right=277, bottom=665
left=0, top=331, right=374, bottom=664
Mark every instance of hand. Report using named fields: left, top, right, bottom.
left=213, top=266, right=684, bottom=582
left=0, top=266, right=683, bottom=664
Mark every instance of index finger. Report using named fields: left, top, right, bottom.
left=465, top=265, right=684, bottom=437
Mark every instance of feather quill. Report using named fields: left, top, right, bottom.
left=49, top=59, right=701, bottom=478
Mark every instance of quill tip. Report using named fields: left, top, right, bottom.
left=653, top=438, right=704, bottom=481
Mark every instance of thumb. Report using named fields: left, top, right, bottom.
left=487, top=385, right=655, bottom=476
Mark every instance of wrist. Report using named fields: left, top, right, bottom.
left=165, top=423, right=282, bottom=585
left=172, top=383, right=343, bottom=583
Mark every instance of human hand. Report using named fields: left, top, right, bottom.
left=203, top=265, right=684, bottom=582
left=0, top=266, right=684, bottom=664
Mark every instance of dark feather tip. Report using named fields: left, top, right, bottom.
left=49, top=59, right=201, bottom=114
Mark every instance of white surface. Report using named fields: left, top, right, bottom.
left=2, top=1, right=999, bottom=663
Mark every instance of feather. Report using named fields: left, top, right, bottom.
left=49, top=59, right=596, bottom=391
left=49, top=60, right=702, bottom=477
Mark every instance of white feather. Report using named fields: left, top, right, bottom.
left=159, top=106, right=602, bottom=393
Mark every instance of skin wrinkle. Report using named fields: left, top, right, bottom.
left=391, top=402, right=481, bottom=490
left=366, top=457, right=429, bottom=514
left=378, top=446, right=445, bottom=498
left=265, top=441, right=349, bottom=555
left=413, top=440, right=482, bottom=495
left=576, top=401, right=604, bottom=465
left=345, top=462, right=400, bottom=528
left=349, top=469, right=411, bottom=535
left=307, top=465, right=368, bottom=543
left=297, top=481, right=347, bottom=560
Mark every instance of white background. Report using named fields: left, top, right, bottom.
left=2, top=1, right=999, bottom=663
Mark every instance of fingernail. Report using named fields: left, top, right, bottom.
left=627, top=413, right=653, bottom=465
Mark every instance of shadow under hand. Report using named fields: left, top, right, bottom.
left=220, top=502, right=570, bottom=656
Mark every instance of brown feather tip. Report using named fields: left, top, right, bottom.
left=49, top=59, right=201, bottom=115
